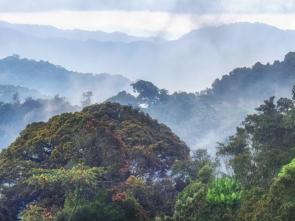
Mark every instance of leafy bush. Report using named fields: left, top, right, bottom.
left=207, top=178, right=242, bottom=206
left=56, top=192, right=143, bottom=221
left=256, top=159, right=295, bottom=221
left=173, top=182, right=208, bottom=221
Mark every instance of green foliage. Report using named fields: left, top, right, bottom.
left=173, top=182, right=208, bottom=221
left=26, top=164, right=106, bottom=189
left=207, top=178, right=242, bottom=206
left=198, top=164, right=214, bottom=184
left=172, top=149, right=215, bottom=190
left=278, top=158, right=295, bottom=178
left=218, top=97, right=295, bottom=188
left=21, top=204, right=49, bottom=221
left=236, top=187, right=266, bottom=221
left=0, top=103, right=189, bottom=220
left=20, top=164, right=107, bottom=221
left=217, top=93, right=295, bottom=220
left=256, top=158, right=295, bottom=221
left=56, top=190, right=145, bottom=221
left=4, top=64, right=295, bottom=220
left=126, top=178, right=178, bottom=217
left=173, top=178, right=242, bottom=221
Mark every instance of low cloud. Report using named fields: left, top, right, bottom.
left=0, top=0, right=294, bottom=14
left=1, top=11, right=295, bottom=39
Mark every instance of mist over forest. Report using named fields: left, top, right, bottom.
left=1, top=22, right=295, bottom=91
left=2, top=51, right=295, bottom=153
left=1, top=1, right=295, bottom=220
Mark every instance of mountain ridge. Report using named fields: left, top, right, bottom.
left=109, top=51, right=295, bottom=152
left=0, top=20, right=163, bottom=43
left=1, top=22, right=295, bottom=92
left=0, top=84, right=44, bottom=103
left=0, top=55, right=131, bottom=104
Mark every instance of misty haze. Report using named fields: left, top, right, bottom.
left=0, top=1, right=295, bottom=221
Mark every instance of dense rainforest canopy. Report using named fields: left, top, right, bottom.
left=1, top=88, right=295, bottom=220
left=109, top=52, right=295, bottom=151
left=0, top=102, right=189, bottom=220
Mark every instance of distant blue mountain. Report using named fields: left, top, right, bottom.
left=109, top=52, right=295, bottom=152
left=0, top=84, right=44, bottom=103
left=0, top=55, right=131, bottom=104
left=1, top=22, right=295, bottom=92
left=0, top=21, right=162, bottom=43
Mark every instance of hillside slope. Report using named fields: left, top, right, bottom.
left=0, top=84, right=44, bottom=103
left=0, top=102, right=189, bottom=220
left=109, top=52, right=295, bottom=152
left=0, top=55, right=131, bottom=104
left=0, top=96, right=78, bottom=149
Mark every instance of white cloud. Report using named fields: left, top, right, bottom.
left=222, top=0, right=295, bottom=13
left=0, top=11, right=295, bottom=39
left=0, top=0, right=295, bottom=14
left=0, top=11, right=195, bottom=38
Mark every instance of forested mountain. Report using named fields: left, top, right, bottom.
left=0, top=102, right=189, bottom=221
left=3, top=51, right=294, bottom=152
left=209, top=51, right=295, bottom=102
left=1, top=1, right=295, bottom=220
left=1, top=98, right=294, bottom=220
left=0, top=84, right=44, bottom=103
left=171, top=93, right=295, bottom=220
left=0, top=55, right=131, bottom=104
left=109, top=52, right=295, bottom=152
left=1, top=20, right=295, bottom=221
left=1, top=22, right=295, bottom=91
left=0, top=96, right=78, bottom=149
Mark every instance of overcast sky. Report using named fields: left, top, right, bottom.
left=0, top=0, right=295, bottom=38
left=1, top=0, right=295, bottom=13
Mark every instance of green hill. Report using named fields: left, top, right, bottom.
left=0, top=102, right=189, bottom=220
left=109, top=52, right=295, bottom=152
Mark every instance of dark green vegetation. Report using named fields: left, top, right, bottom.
left=169, top=87, right=295, bottom=221
left=1, top=90, right=295, bottom=221
left=1, top=91, right=295, bottom=220
left=0, top=103, right=189, bottom=220
left=109, top=52, right=295, bottom=152
left=1, top=51, right=295, bottom=220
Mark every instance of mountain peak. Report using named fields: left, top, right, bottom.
left=284, top=51, right=295, bottom=65
left=7, top=102, right=189, bottom=177
left=178, top=22, right=284, bottom=41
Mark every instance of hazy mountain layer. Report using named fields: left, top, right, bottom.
left=0, top=55, right=131, bottom=148
left=109, top=52, right=295, bottom=152
left=0, top=21, right=161, bottom=43
left=1, top=22, right=295, bottom=91
left=0, top=84, right=44, bottom=103
left=0, top=96, right=78, bottom=149
left=0, top=55, right=131, bottom=104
